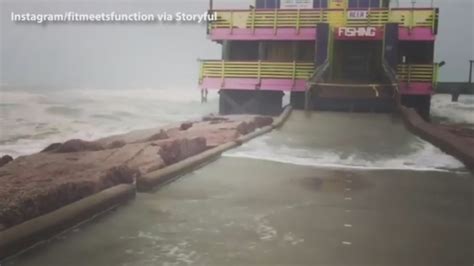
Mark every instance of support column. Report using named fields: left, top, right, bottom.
left=315, top=23, right=329, bottom=65
left=383, top=23, right=399, bottom=69
left=222, top=41, right=231, bottom=60
left=294, top=22, right=330, bottom=110
left=292, top=41, right=298, bottom=61
left=383, top=23, right=400, bottom=112
left=258, top=41, right=266, bottom=61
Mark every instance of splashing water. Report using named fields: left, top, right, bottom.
left=0, top=88, right=218, bottom=157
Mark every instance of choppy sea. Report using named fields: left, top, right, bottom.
left=1, top=88, right=472, bottom=172
left=0, top=88, right=219, bottom=157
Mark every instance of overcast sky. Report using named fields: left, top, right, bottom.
left=0, top=0, right=473, bottom=90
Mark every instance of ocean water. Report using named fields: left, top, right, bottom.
left=0, top=88, right=218, bottom=157
left=224, top=134, right=465, bottom=172
left=224, top=94, right=474, bottom=172
left=431, top=94, right=474, bottom=126
left=0, top=90, right=470, bottom=172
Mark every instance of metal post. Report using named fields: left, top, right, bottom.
left=465, top=60, right=474, bottom=98
left=229, top=11, right=234, bottom=34
left=273, top=9, right=278, bottom=35
left=469, top=60, right=473, bottom=85
left=409, top=0, right=415, bottom=32
left=207, top=0, right=213, bottom=35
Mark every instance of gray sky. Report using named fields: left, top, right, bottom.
left=0, top=0, right=473, bottom=90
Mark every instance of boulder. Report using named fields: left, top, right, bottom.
left=203, top=115, right=229, bottom=123
left=236, top=121, right=258, bottom=135
left=180, top=122, right=193, bottom=131
left=254, top=116, right=274, bottom=128
left=106, top=140, right=127, bottom=149
left=104, top=142, right=165, bottom=174
left=0, top=114, right=275, bottom=231
left=204, top=130, right=241, bottom=148
left=147, top=130, right=169, bottom=141
left=0, top=158, right=137, bottom=229
left=101, top=165, right=138, bottom=187
left=41, top=143, right=62, bottom=153
left=0, top=155, right=13, bottom=168
left=158, top=137, right=207, bottom=165
left=43, top=139, right=104, bottom=153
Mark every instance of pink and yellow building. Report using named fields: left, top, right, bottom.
left=199, top=0, right=440, bottom=118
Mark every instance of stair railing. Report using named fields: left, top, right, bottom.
left=381, top=59, right=401, bottom=108
left=305, top=59, right=330, bottom=111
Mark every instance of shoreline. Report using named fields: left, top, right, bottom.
left=2, top=104, right=474, bottom=260
left=0, top=106, right=292, bottom=260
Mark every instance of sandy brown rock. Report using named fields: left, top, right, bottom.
left=0, top=160, right=137, bottom=228
left=106, top=140, right=127, bottom=149
left=0, top=155, right=13, bottom=168
left=254, top=116, right=274, bottom=128
left=0, top=137, right=209, bottom=230
left=158, top=137, right=207, bottom=165
left=41, top=143, right=62, bottom=153
left=0, top=114, right=274, bottom=231
left=202, top=115, right=229, bottom=123
left=147, top=130, right=169, bottom=141
left=164, top=115, right=273, bottom=148
left=41, top=139, right=104, bottom=153
left=180, top=122, right=193, bottom=131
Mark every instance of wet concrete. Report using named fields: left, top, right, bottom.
left=4, top=112, right=473, bottom=266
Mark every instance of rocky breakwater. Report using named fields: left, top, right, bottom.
left=0, top=115, right=273, bottom=231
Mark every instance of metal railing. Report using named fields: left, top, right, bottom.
left=199, top=61, right=438, bottom=87
left=210, top=8, right=437, bottom=32
left=396, top=64, right=439, bottom=85
left=308, top=60, right=331, bottom=85
left=199, top=60, right=314, bottom=83
left=382, top=60, right=401, bottom=106
left=305, top=59, right=330, bottom=111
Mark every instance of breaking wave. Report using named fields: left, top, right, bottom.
left=224, top=135, right=466, bottom=172
left=431, top=94, right=474, bottom=126
left=224, top=94, right=472, bottom=172
left=0, top=88, right=218, bottom=157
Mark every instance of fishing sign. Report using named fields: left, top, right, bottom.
left=335, top=27, right=383, bottom=40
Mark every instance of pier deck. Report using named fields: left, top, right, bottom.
left=5, top=112, right=473, bottom=266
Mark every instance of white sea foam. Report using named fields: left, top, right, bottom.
left=224, top=135, right=465, bottom=172
left=0, top=88, right=218, bottom=157
left=224, top=94, right=473, bottom=172
left=1, top=89, right=471, bottom=171
left=431, top=94, right=474, bottom=126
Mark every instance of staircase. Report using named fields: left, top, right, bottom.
left=304, top=60, right=399, bottom=113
